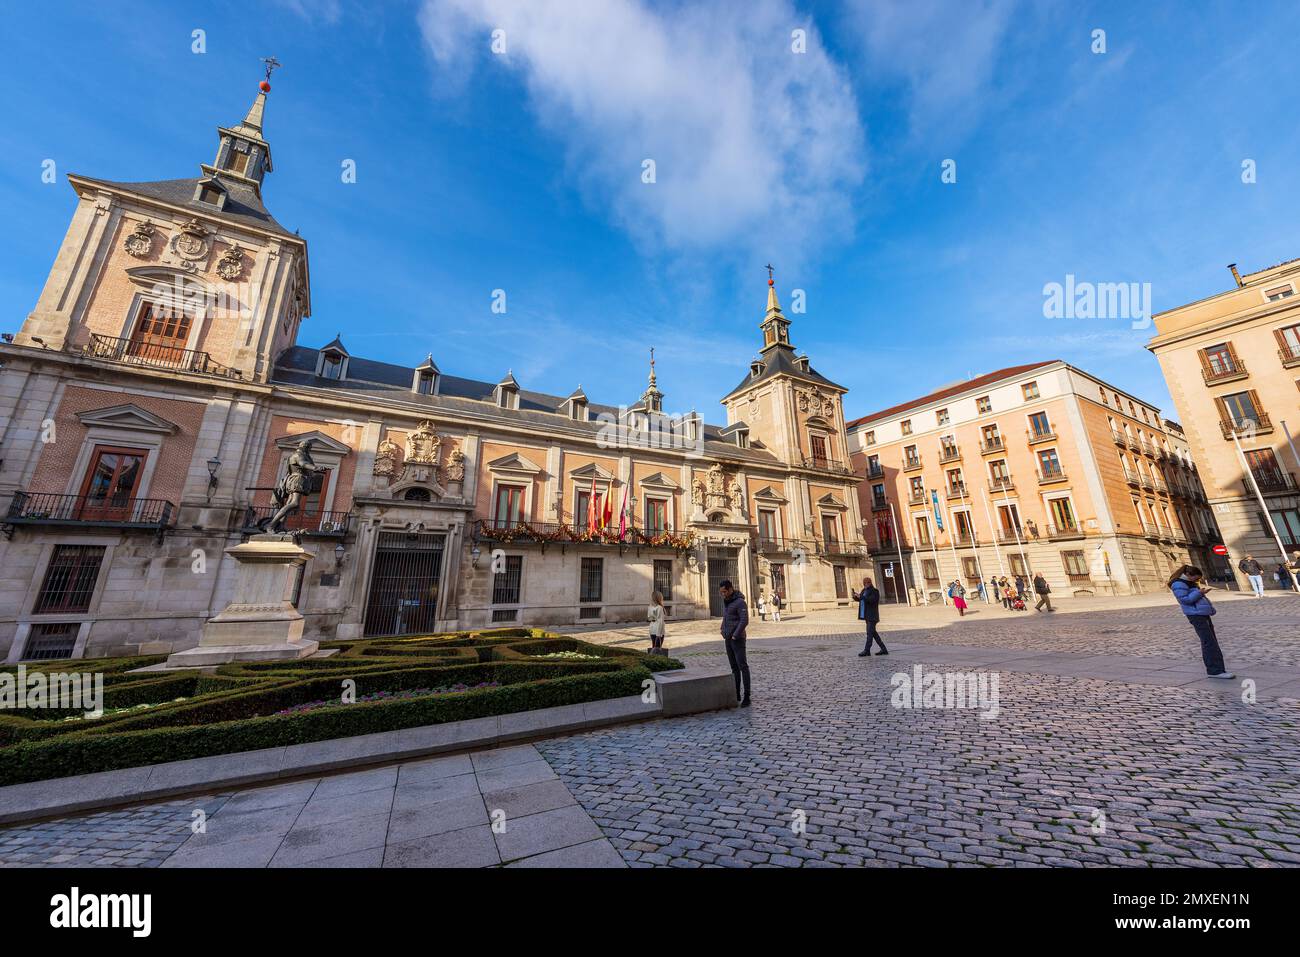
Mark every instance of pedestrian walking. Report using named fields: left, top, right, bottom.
left=647, top=590, right=666, bottom=653
left=757, top=592, right=768, bottom=622
left=718, top=580, right=752, bottom=707
left=1168, top=565, right=1235, bottom=679
left=852, top=576, right=888, bottom=657
left=1033, top=572, right=1054, bottom=612
left=1238, top=555, right=1265, bottom=597
left=1000, top=577, right=1013, bottom=610
left=948, top=580, right=968, bottom=616
left=771, top=590, right=783, bottom=622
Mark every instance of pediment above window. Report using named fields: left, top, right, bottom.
left=638, top=471, right=682, bottom=491
left=752, top=485, right=789, bottom=504
left=816, top=492, right=849, bottom=510
left=274, top=430, right=352, bottom=455
left=569, top=462, right=616, bottom=482
left=487, top=452, right=542, bottom=475
left=78, top=403, right=178, bottom=435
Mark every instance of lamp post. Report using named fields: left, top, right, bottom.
left=206, top=456, right=220, bottom=503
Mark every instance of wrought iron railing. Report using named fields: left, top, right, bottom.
left=1202, top=359, right=1248, bottom=384
left=243, top=506, right=351, bottom=536
left=81, top=334, right=242, bottom=379
left=472, top=518, right=693, bottom=549
left=4, top=491, right=172, bottom=541
left=1220, top=413, right=1272, bottom=439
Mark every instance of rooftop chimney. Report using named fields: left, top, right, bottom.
left=1228, top=263, right=1243, bottom=287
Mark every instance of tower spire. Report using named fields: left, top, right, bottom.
left=759, top=264, right=792, bottom=354
left=641, top=346, right=664, bottom=413
left=202, top=61, right=280, bottom=193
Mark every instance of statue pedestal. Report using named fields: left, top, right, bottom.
left=166, top=535, right=318, bottom=668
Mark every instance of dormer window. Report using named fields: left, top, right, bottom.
left=415, top=369, right=435, bottom=394
left=225, top=142, right=252, bottom=177
left=570, top=401, right=588, bottom=421
left=198, top=184, right=223, bottom=206
left=321, top=352, right=344, bottom=380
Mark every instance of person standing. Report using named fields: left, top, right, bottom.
left=1238, top=555, right=1265, bottom=597
left=771, top=590, right=783, bottom=623
left=1168, top=565, right=1235, bottom=679
left=647, top=590, right=666, bottom=653
left=756, top=591, right=768, bottom=622
left=949, top=580, right=968, bottom=616
left=1014, top=574, right=1028, bottom=601
left=1033, top=572, right=1054, bottom=612
left=852, top=576, right=888, bottom=657
left=719, top=580, right=752, bottom=707
left=1000, top=577, right=1013, bottom=610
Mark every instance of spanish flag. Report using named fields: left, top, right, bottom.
left=601, top=481, right=615, bottom=530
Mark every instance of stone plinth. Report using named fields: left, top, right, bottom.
left=165, top=535, right=317, bottom=668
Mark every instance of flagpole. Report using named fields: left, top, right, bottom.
left=979, top=487, right=1007, bottom=578
left=930, top=489, right=952, bottom=605
left=888, top=501, right=911, bottom=606
left=1000, top=491, right=1030, bottom=580
left=958, top=483, right=990, bottom=603
left=940, top=489, right=962, bottom=595
left=1231, top=429, right=1297, bottom=591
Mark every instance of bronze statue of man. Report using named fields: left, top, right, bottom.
left=260, top=439, right=330, bottom=534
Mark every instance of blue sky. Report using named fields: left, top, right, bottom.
left=3, top=0, right=1299, bottom=424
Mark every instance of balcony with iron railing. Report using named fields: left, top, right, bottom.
left=472, top=518, right=693, bottom=550
left=802, top=455, right=854, bottom=475
left=907, top=489, right=926, bottom=505
left=870, top=495, right=890, bottom=512
left=4, top=491, right=173, bottom=542
left=945, top=482, right=968, bottom=500
left=1152, top=475, right=1168, bottom=493
left=1247, top=469, right=1298, bottom=495
left=1110, top=428, right=1127, bottom=446
left=979, top=435, right=1005, bottom=454
left=866, top=462, right=885, bottom=479
left=1139, top=521, right=1161, bottom=538
left=1123, top=466, right=1141, bottom=487
left=997, top=526, right=1024, bottom=544
left=1138, top=473, right=1154, bottom=491
left=1279, top=342, right=1300, bottom=369
left=1201, top=357, right=1249, bottom=385
left=819, top=540, right=868, bottom=559
left=80, top=334, right=242, bottom=379
left=988, top=475, right=1015, bottom=494
left=1220, top=413, right=1273, bottom=439
left=939, top=445, right=962, bottom=464
left=902, top=456, right=923, bottom=473
left=1036, top=468, right=1068, bottom=485
left=242, top=506, right=351, bottom=537
left=1046, top=521, right=1085, bottom=540
left=1026, top=424, right=1057, bottom=445
left=1126, top=435, right=1143, bottom=452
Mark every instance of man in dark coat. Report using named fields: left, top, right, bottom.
left=718, top=580, right=751, bottom=707
left=852, top=576, right=888, bottom=657
left=1033, top=572, right=1054, bottom=612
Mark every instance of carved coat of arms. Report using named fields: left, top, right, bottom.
left=405, top=421, right=441, bottom=465
left=123, top=220, right=156, bottom=259
left=169, top=218, right=211, bottom=270
left=215, top=244, right=245, bottom=280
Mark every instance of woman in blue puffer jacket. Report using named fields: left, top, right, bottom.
left=1168, top=565, right=1235, bottom=679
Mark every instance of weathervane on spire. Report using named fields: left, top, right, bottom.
left=765, top=263, right=775, bottom=287
left=648, top=347, right=657, bottom=387
left=259, top=56, right=282, bottom=92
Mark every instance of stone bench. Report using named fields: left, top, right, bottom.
left=654, top=667, right=739, bottom=716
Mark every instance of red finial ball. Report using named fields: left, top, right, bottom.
left=768, top=278, right=774, bottom=286
left=260, top=80, right=271, bottom=93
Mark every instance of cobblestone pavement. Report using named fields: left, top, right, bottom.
left=2, top=600, right=1298, bottom=868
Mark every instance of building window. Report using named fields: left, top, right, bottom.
left=1028, top=411, right=1052, bottom=438
left=1037, top=448, right=1064, bottom=478
left=321, top=352, right=344, bottom=380
left=1275, top=323, right=1300, bottom=360
left=909, top=476, right=924, bottom=500
left=198, top=184, right=223, bottom=206
left=976, top=396, right=992, bottom=414
left=654, top=559, right=673, bottom=602
left=809, top=433, right=830, bottom=465
left=404, top=487, right=432, bottom=502
left=921, top=558, right=939, bottom=585
left=1009, top=553, right=1028, bottom=577
left=492, top=555, right=523, bottom=604
left=79, top=446, right=147, bottom=514
left=1022, top=381, right=1040, bottom=400
left=962, top=557, right=979, bottom=581
left=1218, top=390, right=1262, bottom=428
left=1100, top=388, right=1108, bottom=406
left=915, top=515, right=932, bottom=546
left=580, top=557, right=603, bottom=602
left=33, top=545, right=106, bottom=614
left=1062, top=550, right=1090, bottom=582
left=833, top=566, right=848, bottom=600
left=130, top=302, right=192, bottom=360
left=940, top=435, right=959, bottom=458
left=903, top=445, right=920, bottom=468
left=225, top=147, right=251, bottom=176
left=1049, top=497, right=1077, bottom=531
left=493, top=485, right=525, bottom=528
left=645, top=498, right=669, bottom=533
left=946, top=468, right=964, bottom=495
left=936, top=408, right=950, bottom=426
left=1265, top=284, right=1295, bottom=302
left=1202, top=343, right=1240, bottom=377
left=415, top=370, right=436, bottom=395
left=871, top=483, right=887, bottom=509
left=900, top=419, right=913, bottom=436
left=821, top=514, right=840, bottom=545
left=22, top=623, right=80, bottom=661
left=864, top=430, right=876, bottom=446
left=758, top=508, right=779, bottom=547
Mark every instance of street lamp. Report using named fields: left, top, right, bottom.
left=206, top=456, right=220, bottom=502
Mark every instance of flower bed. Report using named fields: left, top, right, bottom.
left=0, top=630, right=682, bottom=786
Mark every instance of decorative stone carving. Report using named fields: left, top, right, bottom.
left=215, top=243, right=245, bottom=280
left=405, top=420, right=441, bottom=465
left=446, top=446, right=465, bottom=482
left=169, top=218, right=211, bottom=266
left=797, top=387, right=835, bottom=418
left=123, top=220, right=156, bottom=259
left=373, top=437, right=401, bottom=477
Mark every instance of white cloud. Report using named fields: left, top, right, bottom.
left=274, top=0, right=344, bottom=24
left=841, top=0, right=1022, bottom=136
left=418, top=0, right=866, bottom=262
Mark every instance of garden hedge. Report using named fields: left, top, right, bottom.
left=0, top=630, right=681, bottom=785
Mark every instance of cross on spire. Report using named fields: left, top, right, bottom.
left=765, top=263, right=775, bottom=286
left=261, top=56, right=282, bottom=82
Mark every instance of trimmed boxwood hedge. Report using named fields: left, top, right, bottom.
left=0, top=630, right=681, bottom=786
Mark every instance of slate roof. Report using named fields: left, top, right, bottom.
left=69, top=173, right=301, bottom=240
left=272, top=346, right=781, bottom=464
left=722, top=345, right=846, bottom=401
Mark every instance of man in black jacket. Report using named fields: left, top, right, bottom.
left=1032, top=572, right=1054, bottom=612
left=852, top=576, right=888, bottom=657
left=719, top=580, right=751, bottom=707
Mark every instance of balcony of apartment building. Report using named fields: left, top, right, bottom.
left=1123, top=465, right=1141, bottom=487
left=907, top=488, right=926, bottom=506
left=802, top=454, right=854, bottom=476
left=79, top=333, right=243, bottom=380
left=1026, top=423, right=1057, bottom=445
left=472, top=518, right=690, bottom=551
left=870, top=492, right=891, bottom=512
left=242, top=505, right=352, bottom=538
left=1279, top=340, right=1300, bottom=370
left=1138, top=520, right=1162, bottom=539
left=1201, top=353, right=1249, bottom=386
left=1219, top=413, right=1273, bottom=440
left=755, top=533, right=798, bottom=555
left=1138, top=436, right=1159, bottom=458
left=1126, top=433, right=1143, bottom=453
left=3, top=490, right=174, bottom=544
left=1036, top=466, right=1068, bottom=486
left=902, top=454, right=923, bottom=473
left=996, top=525, right=1025, bottom=544
left=988, top=475, right=1015, bottom=494
left=865, top=461, right=885, bottom=479
left=938, top=443, right=962, bottom=465
left=1246, top=468, right=1298, bottom=496
left=1110, top=427, right=1127, bottom=446
left=945, top=481, right=968, bottom=500
left=1046, top=520, right=1085, bottom=541
left=819, top=539, right=868, bottom=561
left=1151, top=474, right=1168, bottom=494
left=979, top=434, right=1006, bottom=454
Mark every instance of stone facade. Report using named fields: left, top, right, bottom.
left=0, top=82, right=864, bottom=662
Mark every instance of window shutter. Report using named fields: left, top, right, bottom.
left=1196, top=348, right=1212, bottom=374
